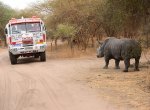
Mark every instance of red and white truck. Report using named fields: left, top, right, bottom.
left=5, top=16, right=47, bottom=64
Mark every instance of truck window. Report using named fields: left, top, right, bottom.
left=11, top=22, right=41, bottom=34
left=11, top=23, right=26, bottom=34
left=26, top=22, right=41, bottom=32
left=8, top=25, right=11, bottom=35
left=40, top=22, right=45, bottom=31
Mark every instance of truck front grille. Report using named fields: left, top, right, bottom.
left=22, top=39, right=33, bottom=47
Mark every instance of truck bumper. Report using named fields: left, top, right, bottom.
left=9, top=44, right=47, bottom=55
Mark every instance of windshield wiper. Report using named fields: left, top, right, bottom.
left=28, top=30, right=41, bottom=32
left=12, top=31, right=20, bottom=34
left=28, top=30, right=37, bottom=32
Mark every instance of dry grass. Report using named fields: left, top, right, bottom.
left=85, top=50, right=150, bottom=110
left=86, top=71, right=150, bottom=110
left=46, top=43, right=96, bottom=59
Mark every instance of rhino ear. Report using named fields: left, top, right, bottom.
left=98, top=41, right=103, bottom=45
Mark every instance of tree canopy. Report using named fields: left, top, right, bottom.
left=0, top=0, right=150, bottom=48
left=0, top=1, right=15, bottom=38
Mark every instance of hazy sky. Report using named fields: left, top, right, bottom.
left=0, top=0, right=42, bottom=9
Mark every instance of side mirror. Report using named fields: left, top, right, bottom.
left=5, top=28, right=8, bottom=34
left=43, top=25, right=47, bottom=31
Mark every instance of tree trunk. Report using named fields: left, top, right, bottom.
left=50, top=41, right=53, bottom=51
left=146, top=33, right=149, bottom=48
left=54, top=39, right=58, bottom=50
left=91, top=37, right=94, bottom=48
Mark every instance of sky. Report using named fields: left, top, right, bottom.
left=0, top=0, right=42, bottom=10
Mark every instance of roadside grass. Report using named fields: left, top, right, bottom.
left=87, top=70, right=150, bottom=110
left=86, top=49, right=150, bottom=110
left=46, top=42, right=150, bottom=110
left=46, top=42, right=96, bottom=59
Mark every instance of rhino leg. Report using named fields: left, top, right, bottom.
left=103, top=57, right=109, bottom=69
left=123, top=58, right=130, bottom=72
left=134, top=58, right=140, bottom=71
left=115, top=59, right=120, bottom=69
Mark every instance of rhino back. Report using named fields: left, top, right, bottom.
left=103, top=38, right=141, bottom=59
left=104, top=38, right=123, bottom=59
left=121, top=39, right=142, bottom=58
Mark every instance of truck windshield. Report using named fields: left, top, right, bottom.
left=11, top=22, right=41, bottom=34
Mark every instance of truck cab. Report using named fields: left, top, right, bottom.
left=5, top=16, right=47, bottom=64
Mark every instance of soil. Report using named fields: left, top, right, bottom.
left=0, top=49, right=117, bottom=110
left=83, top=57, right=150, bottom=110
left=0, top=46, right=149, bottom=110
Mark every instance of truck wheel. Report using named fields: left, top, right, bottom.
left=9, top=52, right=17, bottom=64
left=40, top=52, right=46, bottom=62
left=34, top=54, right=39, bottom=58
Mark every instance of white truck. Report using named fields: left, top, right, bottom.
left=5, top=16, right=47, bottom=64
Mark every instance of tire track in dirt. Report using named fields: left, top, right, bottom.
left=30, top=62, right=79, bottom=110
left=0, top=50, right=116, bottom=110
left=39, top=78, right=65, bottom=110
left=13, top=71, right=37, bottom=110
left=0, top=55, right=74, bottom=110
left=11, top=64, right=65, bottom=110
left=0, top=51, right=38, bottom=110
left=13, top=63, right=73, bottom=110
left=0, top=52, right=12, bottom=110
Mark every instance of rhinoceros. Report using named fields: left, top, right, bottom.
left=97, top=37, right=142, bottom=72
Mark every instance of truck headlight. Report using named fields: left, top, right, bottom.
left=13, top=48, right=17, bottom=51
left=40, top=45, right=45, bottom=49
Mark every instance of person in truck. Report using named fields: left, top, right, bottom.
left=12, top=25, right=17, bottom=34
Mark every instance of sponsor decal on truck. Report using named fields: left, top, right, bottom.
left=5, top=16, right=47, bottom=64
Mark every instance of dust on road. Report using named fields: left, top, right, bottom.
left=0, top=49, right=117, bottom=110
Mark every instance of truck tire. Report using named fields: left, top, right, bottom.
left=40, top=52, right=46, bottom=62
left=34, top=54, right=39, bottom=58
left=9, top=52, right=17, bottom=64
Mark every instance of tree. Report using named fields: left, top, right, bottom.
left=0, top=2, right=15, bottom=46
left=54, top=23, right=77, bottom=50
left=32, top=0, right=150, bottom=49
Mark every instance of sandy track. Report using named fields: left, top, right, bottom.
left=0, top=50, right=117, bottom=110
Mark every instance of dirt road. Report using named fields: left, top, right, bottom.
left=0, top=49, right=119, bottom=110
